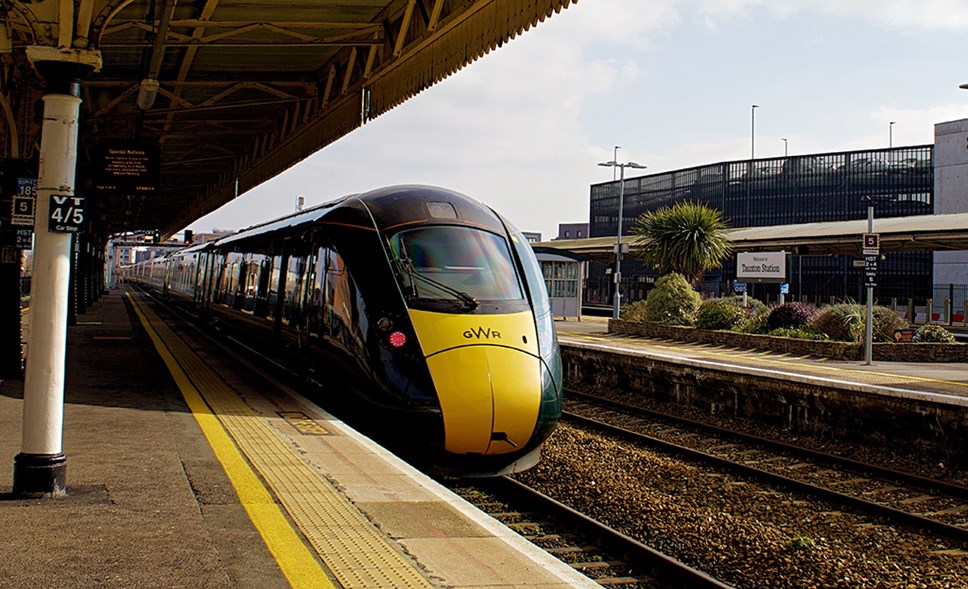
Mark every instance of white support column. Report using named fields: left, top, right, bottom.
left=13, top=93, right=80, bottom=495
left=13, top=47, right=100, bottom=497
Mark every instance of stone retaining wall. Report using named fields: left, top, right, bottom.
left=561, top=343, right=968, bottom=467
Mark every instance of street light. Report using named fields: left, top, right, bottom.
left=751, top=104, right=759, bottom=160
left=781, top=137, right=788, bottom=157
left=598, top=158, right=647, bottom=319
left=889, top=121, right=895, bottom=148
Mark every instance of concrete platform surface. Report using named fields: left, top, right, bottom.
left=0, top=290, right=598, bottom=589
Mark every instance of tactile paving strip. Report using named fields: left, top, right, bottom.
left=131, top=293, right=433, bottom=588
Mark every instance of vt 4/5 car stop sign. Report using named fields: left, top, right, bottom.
left=48, top=194, right=86, bottom=233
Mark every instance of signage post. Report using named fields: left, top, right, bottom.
left=862, top=199, right=878, bottom=366
left=736, top=251, right=787, bottom=305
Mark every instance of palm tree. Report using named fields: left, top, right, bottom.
left=630, top=201, right=732, bottom=285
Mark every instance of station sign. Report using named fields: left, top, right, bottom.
left=12, top=177, right=36, bottom=226
left=93, top=143, right=159, bottom=195
left=864, top=253, right=877, bottom=287
left=48, top=194, right=86, bottom=233
left=736, top=251, right=786, bottom=282
left=11, top=196, right=34, bottom=225
left=862, top=233, right=879, bottom=256
left=15, top=228, right=32, bottom=249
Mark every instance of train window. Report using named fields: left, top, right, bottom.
left=388, top=226, right=523, bottom=308
left=266, top=255, right=283, bottom=321
left=282, top=254, right=306, bottom=326
left=241, top=253, right=266, bottom=314
left=218, top=253, right=244, bottom=307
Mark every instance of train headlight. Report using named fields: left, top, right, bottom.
left=388, top=331, right=407, bottom=348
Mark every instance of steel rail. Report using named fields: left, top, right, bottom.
left=479, top=476, right=736, bottom=589
left=563, top=409, right=968, bottom=544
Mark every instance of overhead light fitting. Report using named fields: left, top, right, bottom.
left=137, top=79, right=160, bottom=110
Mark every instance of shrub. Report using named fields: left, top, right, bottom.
left=696, top=299, right=748, bottom=330
left=915, top=324, right=956, bottom=343
left=734, top=306, right=771, bottom=334
left=767, top=302, right=817, bottom=330
left=642, top=273, right=701, bottom=325
left=871, top=306, right=908, bottom=342
left=810, top=303, right=908, bottom=342
left=620, top=300, right=649, bottom=323
left=768, top=326, right=830, bottom=340
left=810, top=304, right=863, bottom=341
left=724, top=295, right=768, bottom=314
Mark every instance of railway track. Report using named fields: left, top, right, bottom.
left=564, top=390, right=968, bottom=544
left=447, top=476, right=735, bottom=589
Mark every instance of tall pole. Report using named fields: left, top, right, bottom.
left=781, top=138, right=788, bottom=157
left=889, top=121, right=895, bottom=148
left=614, top=164, right=626, bottom=320
left=865, top=202, right=874, bottom=366
left=612, top=146, right=620, bottom=181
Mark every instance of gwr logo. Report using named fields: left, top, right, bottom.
left=463, top=326, right=502, bottom=340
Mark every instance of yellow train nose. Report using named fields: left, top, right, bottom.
left=425, top=345, right=541, bottom=455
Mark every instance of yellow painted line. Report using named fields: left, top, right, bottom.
left=127, top=292, right=334, bottom=589
left=129, top=291, right=434, bottom=588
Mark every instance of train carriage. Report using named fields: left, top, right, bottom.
left=131, top=185, right=562, bottom=476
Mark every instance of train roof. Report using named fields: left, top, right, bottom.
left=210, top=185, right=503, bottom=248
left=215, top=195, right=352, bottom=247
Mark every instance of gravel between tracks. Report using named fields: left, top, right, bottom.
left=514, top=424, right=968, bottom=589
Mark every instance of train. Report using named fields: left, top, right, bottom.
left=126, top=185, right=563, bottom=476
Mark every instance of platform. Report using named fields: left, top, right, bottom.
left=0, top=290, right=597, bottom=589
left=555, top=316, right=968, bottom=401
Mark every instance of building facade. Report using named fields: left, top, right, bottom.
left=588, top=139, right=948, bottom=307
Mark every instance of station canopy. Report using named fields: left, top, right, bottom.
left=539, top=212, right=968, bottom=259
left=2, top=0, right=576, bottom=240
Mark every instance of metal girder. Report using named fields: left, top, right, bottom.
left=1, top=0, right=577, bottom=241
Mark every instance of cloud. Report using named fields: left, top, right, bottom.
left=691, top=0, right=968, bottom=30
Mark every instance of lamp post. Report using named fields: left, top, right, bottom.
left=598, top=159, right=647, bottom=319
left=751, top=105, right=759, bottom=160
left=781, top=137, right=788, bottom=157
left=889, top=121, right=895, bottom=148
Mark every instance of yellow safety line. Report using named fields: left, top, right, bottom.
left=129, top=291, right=433, bottom=588
left=127, top=292, right=334, bottom=589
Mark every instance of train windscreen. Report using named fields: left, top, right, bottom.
left=389, top=226, right=524, bottom=308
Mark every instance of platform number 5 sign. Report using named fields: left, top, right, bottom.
left=48, top=194, right=86, bottom=233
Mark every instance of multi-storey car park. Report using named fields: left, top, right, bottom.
left=582, top=119, right=968, bottom=317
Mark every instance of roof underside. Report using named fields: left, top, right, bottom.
left=2, top=0, right=576, bottom=239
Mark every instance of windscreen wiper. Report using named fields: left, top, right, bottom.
left=396, top=256, right=479, bottom=310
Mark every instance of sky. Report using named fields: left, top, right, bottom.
left=184, top=0, right=968, bottom=241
